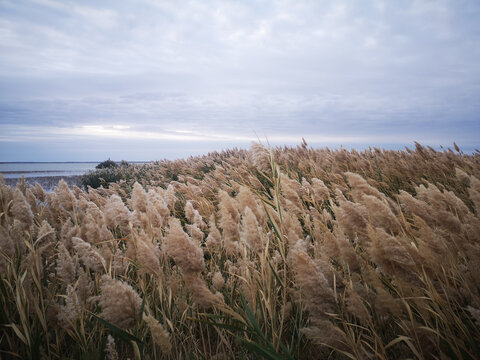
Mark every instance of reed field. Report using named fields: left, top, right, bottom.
left=1, top=142, right=480, bottom=359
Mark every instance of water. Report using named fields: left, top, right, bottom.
left=0, top=162, right=98, bottom=179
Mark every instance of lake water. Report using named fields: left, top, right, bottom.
left=0, top=162, right=98, bottom=179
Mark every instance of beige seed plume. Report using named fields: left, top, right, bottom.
left=290, top=243, right=335, bottom=324
left=218, top=190, right=240, bottom=254
left=111, top=248, right=129, bottom=275
left=105, top=335, right=119, bottom=360
left=280, top=174, right=303, bottom=212
left=71, top=237, right=106, bottom=272
left=283, top=212, right=304, bottom=247
left=185, top=200, right=206, bottom=229
left=55, top=179, right=76, bottom=212
left=321, top=227, right=360, bottom=272
left=467, top=306, right=480, bottom=326
left=236, top=186, right=266, bottom=225
left=366, top=226, right=416, bottom=279
left=469, top=176, right=480, bottom=214
left=32, top=182, right=46, bottom=202
left=397, top=190, right=435, bottom=224
left=212, top=271, right=225, bottom=290
left=103, top=194, right=131, bottom=233
left=205, top=215, right=221, bottom=249
left=185, top=223, right=204, bottom=245
left=131, top=182, right=147, bottom=213
left=361, top=194, right=400, bottom=234
left=164, top=218, right=204, bottom=274
left=134, top=231, right=162, bottom=275
left=57, top=284, right=81, bottom=328
left=0, top=226, right=15, bottom=272
left=147, top=189, right=170, bottom=223
left=346, top=287, right=371, bottom=325
left=76, top=266, right=92, bottom=304
left=249, top=142, right=271, bottom=173
left=36, top=221, right=56, bottom=260
left=300, top=321, right=346, bottom=349
left=144, top=314, right=171, bottom=354
left=95, top=275, right=142, bottom=329
left=145, top=194, right=165, bottom=229
left=345, top=172, right=385, bottom=201
left=164, top=184, right=176, bottom=211
left=183, top=272, right=224, bottom=308
left=311, top=178, right=330, bottom=202
left=334, top=198, right=368, bottom=243
left=56, top=243, right=76, bottom=283
left=455, top=168, right=471, bottom=186
left=10, top=219, right=28, bottom=253
left=240, top=207, right=263, bottom=253
left=81, top=211, right=110, bottom=245
left=218, top=189, right=240, bottom=222
left=25, top=188, right=38, bottom=214
left=11, top=188, right=33, bottom=229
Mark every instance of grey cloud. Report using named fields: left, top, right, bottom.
left=0, top=0, right=479, bottom=160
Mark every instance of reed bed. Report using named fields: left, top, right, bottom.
left=0, top=142, right=479, bottom=359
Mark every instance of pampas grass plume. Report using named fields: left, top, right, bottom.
left=131, top=182, right=147, bottom=213
left=0, top=226, right=15, bottom=272
left=134, top=231, right=162, bottom=275
left=165, top=218, right=204, bottom=274
left=212, top=271, right=225, bottom=290
left=240, top=206, right=263, bottom=252
left=144, top=314, right=171, bottom=353
left=290, top=243, right=335, bottom=323
left=56, top=243, right=76, bottom=283
left=104, top=194, right=131, bottom=233
left=311, top=178, right=330, bottom=202
left=11, top=188, right=33, bottom=229
left=105, top=335, right=119, bottom=360
left=56, top=179, right=76, bottom=212
left=71, top=237, right=106, bottom=272
left=183, top=272, right=224, bottom=308
left=95, top=275, right=142, bottom=329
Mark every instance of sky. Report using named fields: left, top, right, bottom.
left=0, top=0, right=479, bottom=161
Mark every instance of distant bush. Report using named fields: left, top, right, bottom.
left=82, top=160, right=132, bottom=189
left=81, top=168, right=122, bottom=189
left=96, top=158, right=118, bottom=169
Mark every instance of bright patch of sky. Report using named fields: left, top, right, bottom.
left=0, top=0, right=479, bottom=160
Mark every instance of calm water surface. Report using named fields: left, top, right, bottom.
left=0, top=162, right=98, bottom=179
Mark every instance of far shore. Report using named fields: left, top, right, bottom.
left=4, top=175, right=83, bottom=191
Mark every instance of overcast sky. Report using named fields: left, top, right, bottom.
left=0, top=0, right=479, bottom=161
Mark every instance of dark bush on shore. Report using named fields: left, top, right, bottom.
left=95, top=158, right=118, bottom=169
left=81, top=168, right=122, bottom=189
left=81, top=160, right=133, bottom=189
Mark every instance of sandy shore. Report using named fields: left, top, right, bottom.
left=4, top=175, right=83, bottom=191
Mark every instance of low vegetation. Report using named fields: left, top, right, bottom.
left=81, top=160, right=132, bottom=189
left=95, top=159, right=119, bottom=170
left=0, top=142, right=479, bottom=359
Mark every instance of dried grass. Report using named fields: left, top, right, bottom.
left=1, top=142, right=479, bottom=359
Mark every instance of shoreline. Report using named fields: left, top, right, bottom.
left=4, top=175, right=84, bottom=191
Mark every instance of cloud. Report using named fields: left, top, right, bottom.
left=31, top=0, right=118, bottom=28
left=0, top=0, right=479, bottom=160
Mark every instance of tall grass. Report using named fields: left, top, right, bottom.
left=0, top=142, right=479, bottom=359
